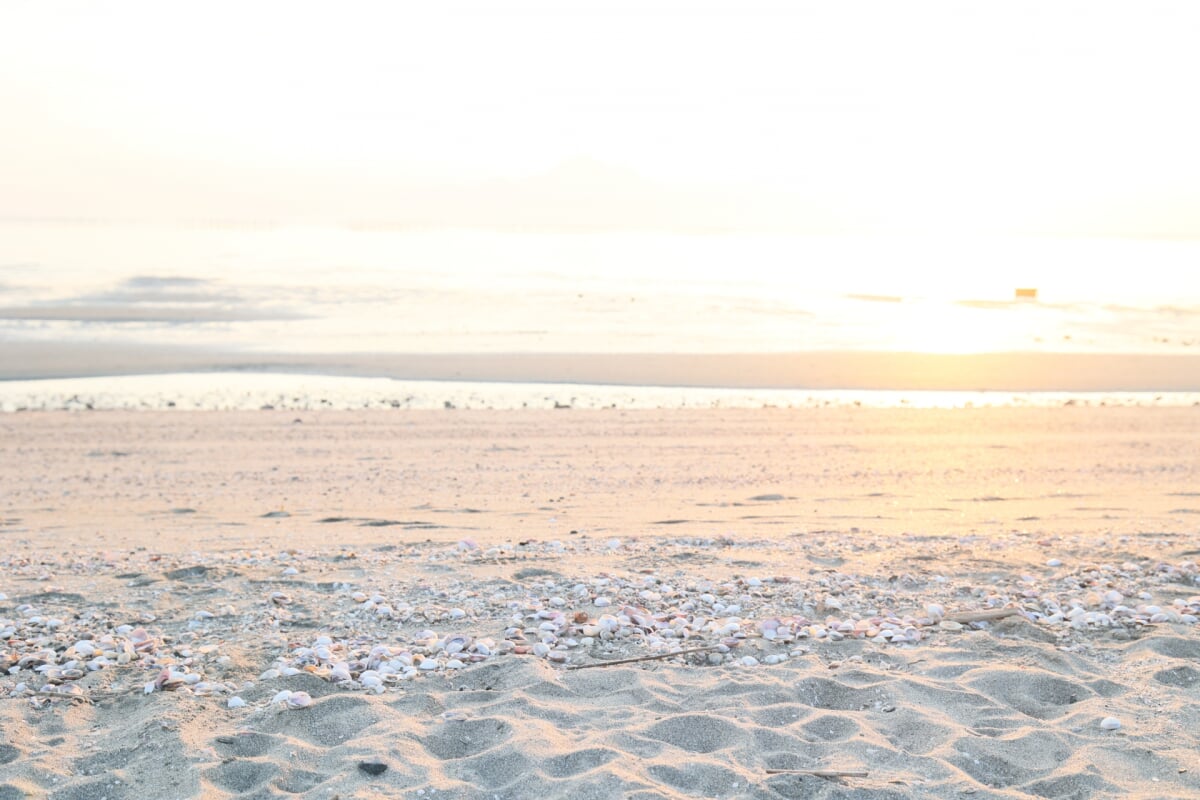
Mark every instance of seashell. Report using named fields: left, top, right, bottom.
left=271, top=690, right=293, bottom=704
left=259, top=669, right=281, bottom=680
left=269, top=592, right=292, bottom=606
left=282, top=567, right=299, bottom=576
left=594, top=597, right=611, bottom=607
left=446, top=659, right=466, bottom=669
left=286, top=691, right=313, bottom=709
left=419, top=658, right=440, bottom=671
left=1100, top=716, right=1121, bottom=730
left=227, top=696, right=246, bottom=709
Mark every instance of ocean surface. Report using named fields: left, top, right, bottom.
left=4, top=221, right=1199, bottom=359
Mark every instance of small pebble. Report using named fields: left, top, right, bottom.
left=358, top=760, right=388, bottom=776
left=1100, top=717, right=1122, bottom=730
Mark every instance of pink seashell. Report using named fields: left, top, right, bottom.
left=286, top=691, right=313, bottom=709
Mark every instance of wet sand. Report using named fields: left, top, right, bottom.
left=4, top=342, right=1200, bottom=391
left=1, top=407, right=1199, bottom=798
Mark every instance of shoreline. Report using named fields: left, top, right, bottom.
left=4, top=343, right=1200, bottom=391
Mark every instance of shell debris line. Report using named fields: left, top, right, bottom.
left=2, top=531, right=1200, bottom=706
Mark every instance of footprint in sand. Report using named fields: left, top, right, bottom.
left=421, top=718, right=512, bottom=760
left=203, top=760, right=280, bottom=794
left=540, top=747, right=619, bottom=778
left=967, top=669, right=1094, bottom=720
left=800, top=713, right=861, bottom=741
left=648, top=762, right=741, bottom=793
left=1154, top=665, right=1200, bottom=688
left=258, top=695, right=379, bottom=748
left=643, top=714, right=743, bottom=754
left=273, top=767, right=330, bottom=794
left=213, top=732, right=284, bottom=759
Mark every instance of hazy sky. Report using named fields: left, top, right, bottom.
left=4, top=0, right=1199, bottom=237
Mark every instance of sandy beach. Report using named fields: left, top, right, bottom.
left=2, top=407, right=1200, bottom=799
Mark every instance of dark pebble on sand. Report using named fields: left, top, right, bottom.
left=358, top=761, right=388, bottom=776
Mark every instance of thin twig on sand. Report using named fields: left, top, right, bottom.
left=566, top=645, right=719, bottom=670
left=946, top=608, right=1020, bottom=623
left=765, top=769, right=869, bottom=778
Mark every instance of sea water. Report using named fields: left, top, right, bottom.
left=4, top=222, right=1199, bottom=359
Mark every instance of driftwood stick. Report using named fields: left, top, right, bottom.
left=566, top=646, right=719, bottom=670
left=765, top=769, right=869, bottom=778
left=946, top=608, right=1019, bottom=624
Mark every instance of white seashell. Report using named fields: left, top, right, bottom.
left=271, top=690, right=293, bottom=704
left=1100, top=717, right=1122, bottom=730
left=739, top=656, right=759, bottom=667
left=286, top=691, right=313, bottom=709
left=418, top=658, right=439, bottom=671
left=259, top=669, right=281, bottom=680
left=280, top=667, right=302, bottom=677
left=446, top=659, right=465, bottom=669
left=282, top=567, right=299, bottom=576
left=227, top=696, right=246, bottom=709
left=1046, top=559, right=1063, bottom=567
left=594, top=597, right=611, bottom=607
